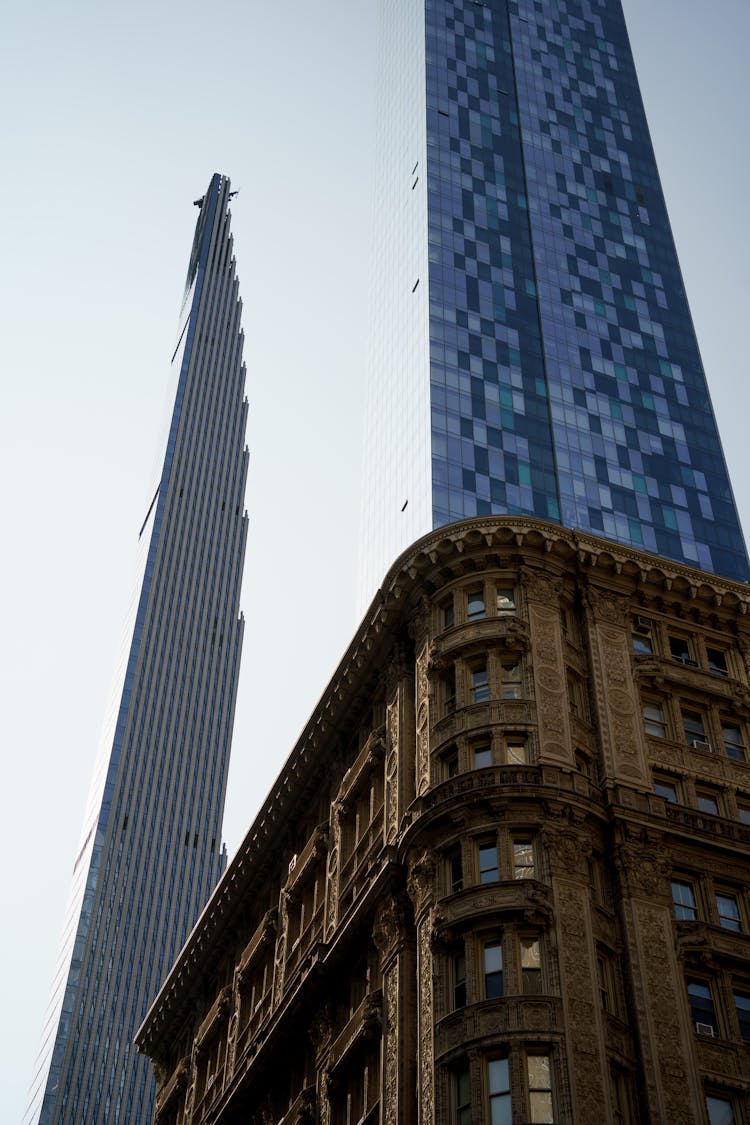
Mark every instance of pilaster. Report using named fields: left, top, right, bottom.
left=582, top=585, right=650, bottom=789
left=373, top=890, right=417, bottom=1125
left=614, top=831, right=703, bottom=1122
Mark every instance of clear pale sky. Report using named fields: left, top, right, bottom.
left=1, top=1, right=748, bottom=1119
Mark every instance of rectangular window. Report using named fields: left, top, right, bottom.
left=671, top=880, right=697, bottom=921
left=473, top=741, right=493, bottom=769
left=456, top=1066, right=472, bottom=1125
left=453, top=949, right=466, bottom=1009
left=734, top=990, right=750, bottom=1042
left=706, top=1094, right=736, bottom=1125
left=448, top=848, right=463, bottom=894
left=682, top=708, right=708, bottom=749
left=527, top=1053, right=553, bottom=1122
left=467, top=588, right=485, bottom=619
left=479, top=842, right=500, bottom=884
left=632, top=616, right=653, bottom=654
left=500, top=660, right=522, bottom=699
left=654, top=775, right=678, bottom=803
left=488, top=1058, right=511, bottom=1125
left=443, top=667, right=456, bottom=714
left=687, top=978, right=717, bottom=1033
left=442, top=598, right=455, bottom=629
left=722, top=722, right=746, bottom=762
left=697, top=788, right=720, bottom=816
left=739, top=804, right=750, bottom=826
left=521, top=937, right=542, bottom=994
left=506, top=738, right=529, bottom=766
left=496, top=588, right=516, bottom=614
left=598, top=955, right=611, bottom=1011
left=567, top=673, right=581, bottom=718
left=484, top=940, right=504, bottom=998
left=716, top=892, right=741, bottom=932
left=471, top=661, right=490, bottom=704
left=643, top=701, right=667, bottom=738
left=669, top=634, right=697, bottom=666
left=513, top=839, right=535, bottom=880
left=444, top=750, right=459, bottom=779
left=610, top=1070, right=630, bottom=1125
left=706, top=646, right=729, bottom=676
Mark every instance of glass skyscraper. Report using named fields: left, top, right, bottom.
left=360, top=0, right=748, bottom=603
left=24, top=174, right=249, bottom=1125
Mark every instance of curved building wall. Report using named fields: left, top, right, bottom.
left=138, top=516, right=750, bottom=1124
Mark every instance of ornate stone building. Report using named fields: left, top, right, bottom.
left=136, top=516, right=750, bottom=1124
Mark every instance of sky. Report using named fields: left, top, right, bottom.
left=1, top=0, right=748, bottom=1119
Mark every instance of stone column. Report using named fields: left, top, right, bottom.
left=614, top=832, right=703, bottom=1122
left=406, top=850, right=439, bottom=1125
left=582, top=585, right=651, bottom=789
left=310, top=1005, right=334, bottom=1125
left=386, top=640, right=416, bottom=842
left=522, top=567, right=573, bottom=768
left=410, top=601, right=431, bottom=798
left=373, top=890, right=417, bottom=1125
left=324, top=798, right=345, bottom=942
left=544, top=821, right=605, bottom=1124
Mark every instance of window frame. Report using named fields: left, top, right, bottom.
left=487, top=1056, right=511, bottom=1125
left=471, top=739, right=493, bottom=769
left=520, top=935, right=542, bottom=995
left=668, top=633, right=697, bottom=667
left=512, top=837, right=535, bottom=881
left=715, top=890, right=742, bottom=932
left=682, top=706, right=709, bottom=750
left=632, top=615, right=653, bottom=654
left=496, top=587, right=516, bottom=615
left=470, top=659, right=490, bottom=704
left=706, top=645, right=729, bottom=677
left=733, top=988, right=750, bottom=1043
left=705, top=1092, right=737, bottom=1125
left=478, top=841, right=500, bottom=884
left=653, top=774, right=678, bottom=803
left=455, top=1065, right=472, bottom=1125
left=505, top=736, right=529, bottom=766
left=452, top=947, right=467, bottom=1010
left=721, top=719, right=746, bottom=762
left=696, top=787, right=721, bottom=816
left=643, top=700, right=667, bottom=739
left=448, top=847, right=463, bottom=895
left=686, top=977, right=718, bottom=1034
left=671, top=879, right=698, bottom=921
left=526, top=1051, right=554, bottom=1123
left=483, top=938, right=504, bottom=999
left=500, top=658, right=522, bottom=699
left=467, top=587, right=486, bottom=620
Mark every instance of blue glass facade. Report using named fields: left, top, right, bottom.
left=360, top=0, right=748, bottom=602
left=24, top=174, right=249, bottom=1125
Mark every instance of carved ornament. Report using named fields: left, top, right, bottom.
left=406, top=849, right=437, bottom=918
left=584, top=586, right=630, bottom=627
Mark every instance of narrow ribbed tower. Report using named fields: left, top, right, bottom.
left=24, top=173, right=249, bottom=1125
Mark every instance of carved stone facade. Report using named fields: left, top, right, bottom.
left=137, top=517, right=750, bottom=1124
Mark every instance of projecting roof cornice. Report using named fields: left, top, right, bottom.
left=136, top=516, right=750, bottom=1054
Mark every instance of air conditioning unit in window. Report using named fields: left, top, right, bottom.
left=695, top=1022, right=715, bottom=1037
left=634, top=616, right=651, bottom=634
left=691, top=739, right=712, bottom=753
